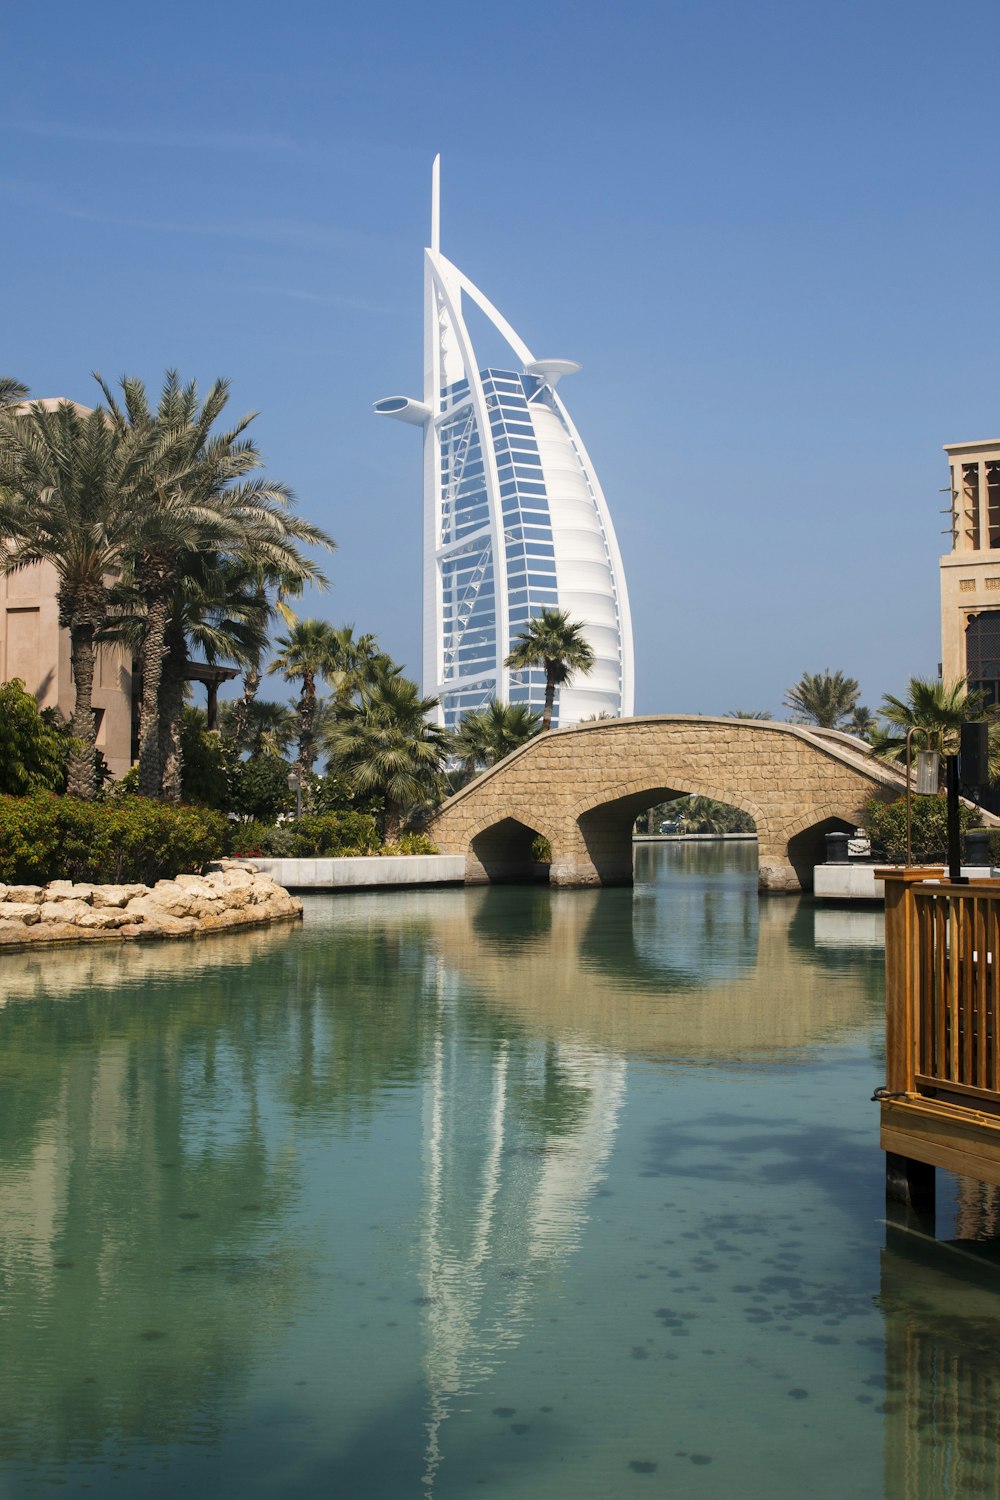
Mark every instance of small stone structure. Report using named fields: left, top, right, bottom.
left=0, top=860, right=302, bottom=948
left=428, top=716, right=909, bottom=893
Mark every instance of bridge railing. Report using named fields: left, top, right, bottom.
left=884, top=869, right=1000, bottom=1109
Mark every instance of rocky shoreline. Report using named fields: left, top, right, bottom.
left=0, top=861, right=302, bottom=948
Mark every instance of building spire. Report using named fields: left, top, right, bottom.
left=431, top=153, right=440, bottom=253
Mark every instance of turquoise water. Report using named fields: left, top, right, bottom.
left=1, top=843, right=999, bottom=1498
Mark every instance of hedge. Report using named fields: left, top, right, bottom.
left=0, top=793, right=228, bottom=885
left=863, top=792, right=980, bottom=864
left=229, top=814, right=437, bottom=859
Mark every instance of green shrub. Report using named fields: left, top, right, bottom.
left=180, top=712, right=233, bottom=809
left=0, top=793, right=227, bottom=885
left=531, top=834, right=552, bottom=863
left=379, top=832, right=440, bottom=856
left=228, top=811, right=381, bottom=859
left=0, top=680, right=69, bottom=794
left=229, top=820, right=296, bottom=858
left=289, top=811, right=380, bottom=857
left=230, top=753, right=294, bottom=821
left=863, top=793, right=980, bottom=863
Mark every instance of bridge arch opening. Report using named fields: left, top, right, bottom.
left=786, top=815, right=855, bottom=891
left=469, top=817, right=550, bottom=885
left=577, top=787, right=760, bottom=887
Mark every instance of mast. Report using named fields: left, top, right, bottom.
left=431, top=152, right=440, bottom=254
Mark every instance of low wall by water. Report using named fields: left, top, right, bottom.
left=245, top=854, right=467, bottom=890
left=813, top=862, right=997, bottom=902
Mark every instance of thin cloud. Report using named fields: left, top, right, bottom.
left=4, top=118, right=304, bottom=153
left=61, top=205, right=371, bottom=252
left=257, top=285, right=395, bottom=316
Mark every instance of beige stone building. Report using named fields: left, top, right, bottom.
left=941, top=439, right=1000, bottom=703
left=0, top=559, right=135, bottom=778
left=0, top=396, right=136, bottom=778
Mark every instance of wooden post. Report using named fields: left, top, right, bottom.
left=879, top=869, right=944, bottom=1216
left=885, top=1150, right=936, bottom=1217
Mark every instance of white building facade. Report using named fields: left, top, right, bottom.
left=375, top=157, right=634, bottom=730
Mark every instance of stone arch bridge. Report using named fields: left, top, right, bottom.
left=428, top=715, right=907, bottom=892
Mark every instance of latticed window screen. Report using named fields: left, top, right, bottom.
left=966, top=610, right=1000, bottom=706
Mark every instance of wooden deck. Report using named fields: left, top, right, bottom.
left=882, top=869, right=1000, bottom=1191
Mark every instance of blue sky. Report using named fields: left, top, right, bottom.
left=4, top=0, right=999, bottom=718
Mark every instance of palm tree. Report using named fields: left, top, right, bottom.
left=325, top=624, right=384, bottom=709
left=268, top=619, right=342, bottom=782
left=0, top=399, right=171, bottom=797
left=218, top=697, right=296, bottom=759
left=875, top=676, right=989, bottom=765
left=846, top=705, right=879, bottom=743
left=96, top=371, right=333, bottom=798
left=504, top=608, right=596, bottom=732
left=159, top=556, right=281, bottom=800
left=0, top=377, right=28, bottom=412
left=727, top=709, right=772, bottom=720
left=784, top=669, right=860, bottom=729
left=324, top=673, right=449, bottom=842
left=452, top=700, right=540, bottom=780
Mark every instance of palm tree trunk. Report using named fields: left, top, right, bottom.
left=384, top=799, right=401, bottom=843
left=229, top=665, right=260, bottom=750
left=297, top=671, right=317, bottom=778
left=158, top=639, right=186, bottom=803
left=67, top=622, right=97, bottom=800
left=138, top=594, right=170, bottom=798
left=542, top=671, right=557, bottom=733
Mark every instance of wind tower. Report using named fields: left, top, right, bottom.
left=374, top=156, right=634, bottom=730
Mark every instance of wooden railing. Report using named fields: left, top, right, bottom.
left=884, top=869, right=1000, bottom=1110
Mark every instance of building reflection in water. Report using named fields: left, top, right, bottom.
left=882, top=1192, right=1000, bottom=1500
left=418, top=963, right=627, bottom=1490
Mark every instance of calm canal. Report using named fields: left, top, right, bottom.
left=1, top=843, right=999, bottom=1498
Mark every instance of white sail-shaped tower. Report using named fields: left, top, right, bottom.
left=375, top=156, right=634, bottom=730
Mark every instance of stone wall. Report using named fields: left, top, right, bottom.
left=0, top=861, right=302, bottom=948
left=428, top=716, right=907, bottom=893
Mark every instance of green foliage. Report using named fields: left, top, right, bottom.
left=179, top=710, right=233, bottom=809
left=876, top=676, right=990, bottom=764
left=650, top=796, right=755, bottom=834
left=325, top=673, right=449, bottom=841
left=532, top=834, right=553, bottom=863
left=0, top=680, right=69, bottom=794
left=229, top=811, right=380, bottom=858
left=105, top=766, right=140, bottom=798
left=0, top=792, right=227, bottom=884
left=504, top=608, right=596, bottom=731
left=379, top=832, right=439, bottom=856
left=863, top=793, right=980, bottom=862
left=229, top=753, right=294, bottom=821
left=784, top=669, right=860, bottom=729
left=287, top=811, right=380, bottom=856
left=452, top=700, right=541, bottom=778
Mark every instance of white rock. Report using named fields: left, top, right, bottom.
left=75, top=908, right=131, bottom=930
left=45, top=882, right=95, bottom=903
left=0, top=902, right=41, bottom=924
left=6, top=886, right=43, bottom=904
left=90, top=885, right=146, bottom=908
left=40, top=899, right=92, bottom=923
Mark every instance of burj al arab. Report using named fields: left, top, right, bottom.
left=375, top=156, right=634, bottom=730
